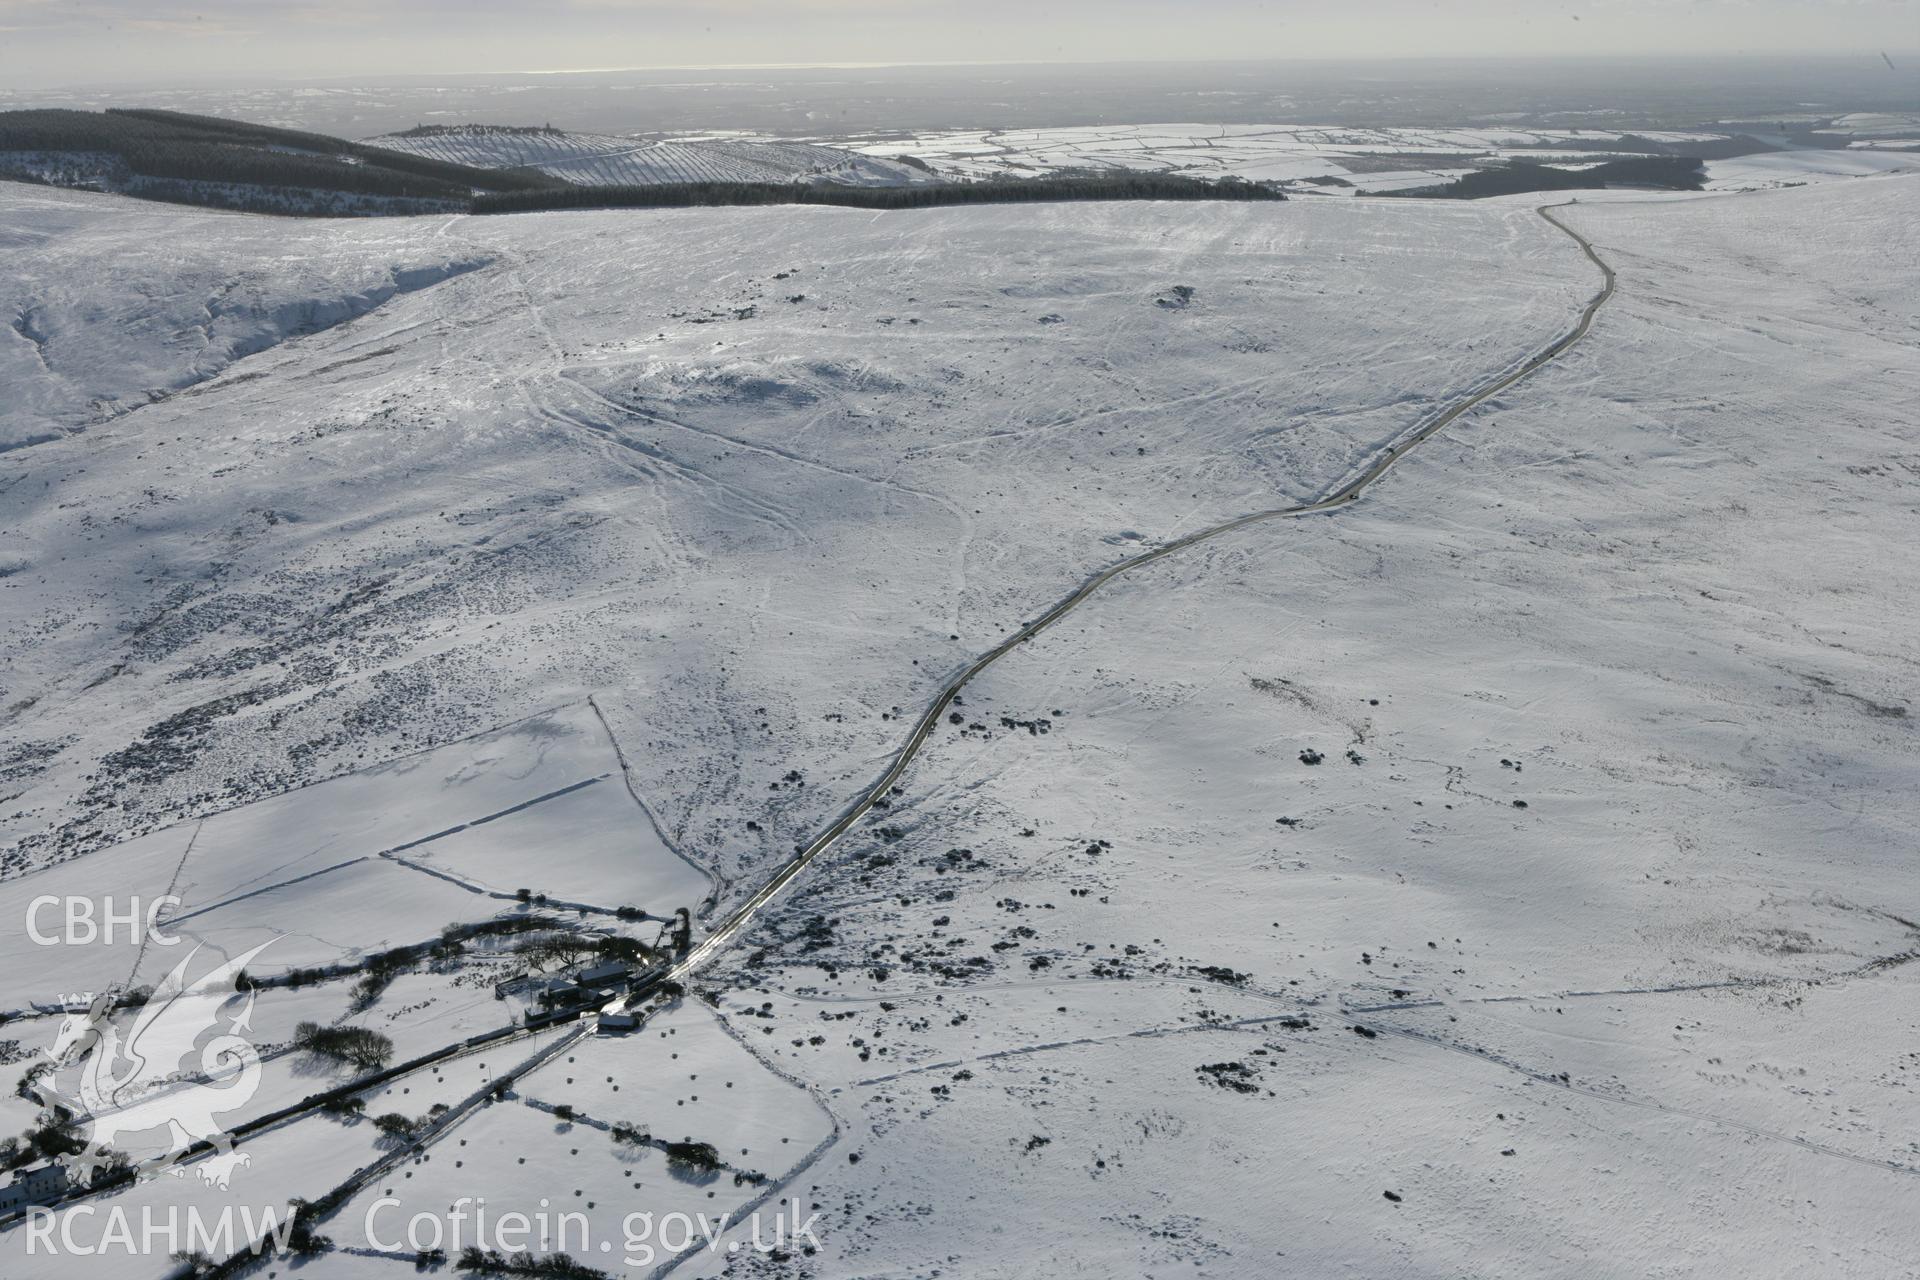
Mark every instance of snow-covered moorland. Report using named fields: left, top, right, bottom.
left=0, top=167, right=1914, bottom=1276
left=0, top=183, right=1597, bottom=875
left=711, top=174, right=1920, bottom=1276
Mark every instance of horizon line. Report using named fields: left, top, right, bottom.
left=6, top=50, right=1915, bottom=98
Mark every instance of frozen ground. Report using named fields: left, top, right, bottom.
left=0, top=168, right=1915, bottom=1276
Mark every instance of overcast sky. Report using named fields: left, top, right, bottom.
left=1, top=1, right=1914, bottom=89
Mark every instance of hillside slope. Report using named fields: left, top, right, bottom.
left=0, top=183, right=1592, bottom=881
left=0, top=108, right=553, bottom=215
left=0, top=186, right=487, bottom=451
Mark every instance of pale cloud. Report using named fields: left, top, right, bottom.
left=0, top=0, right=1915, bottom=90
left=125, top=17, right=257, bottom=38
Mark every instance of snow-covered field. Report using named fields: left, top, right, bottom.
left=1703, top=146, right=1919, bottom=189
left=837, top=121, right=1916, bottom=194
left=357, top=120, right=1920, bottom=198
left=359, top=120, right=1920, bottom=198
left=0, top=165, right=1915, bottom=1276
left=361, top=126, right=928, bottom=187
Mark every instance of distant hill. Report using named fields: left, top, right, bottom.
left=0, top=108, right=558, bottom=215
left=0, top=110, right=1282, bottom=216
left=362, top=123, right=932, bottom=188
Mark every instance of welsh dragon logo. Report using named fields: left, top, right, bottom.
left=31, top=942, right=273, bottom=1191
